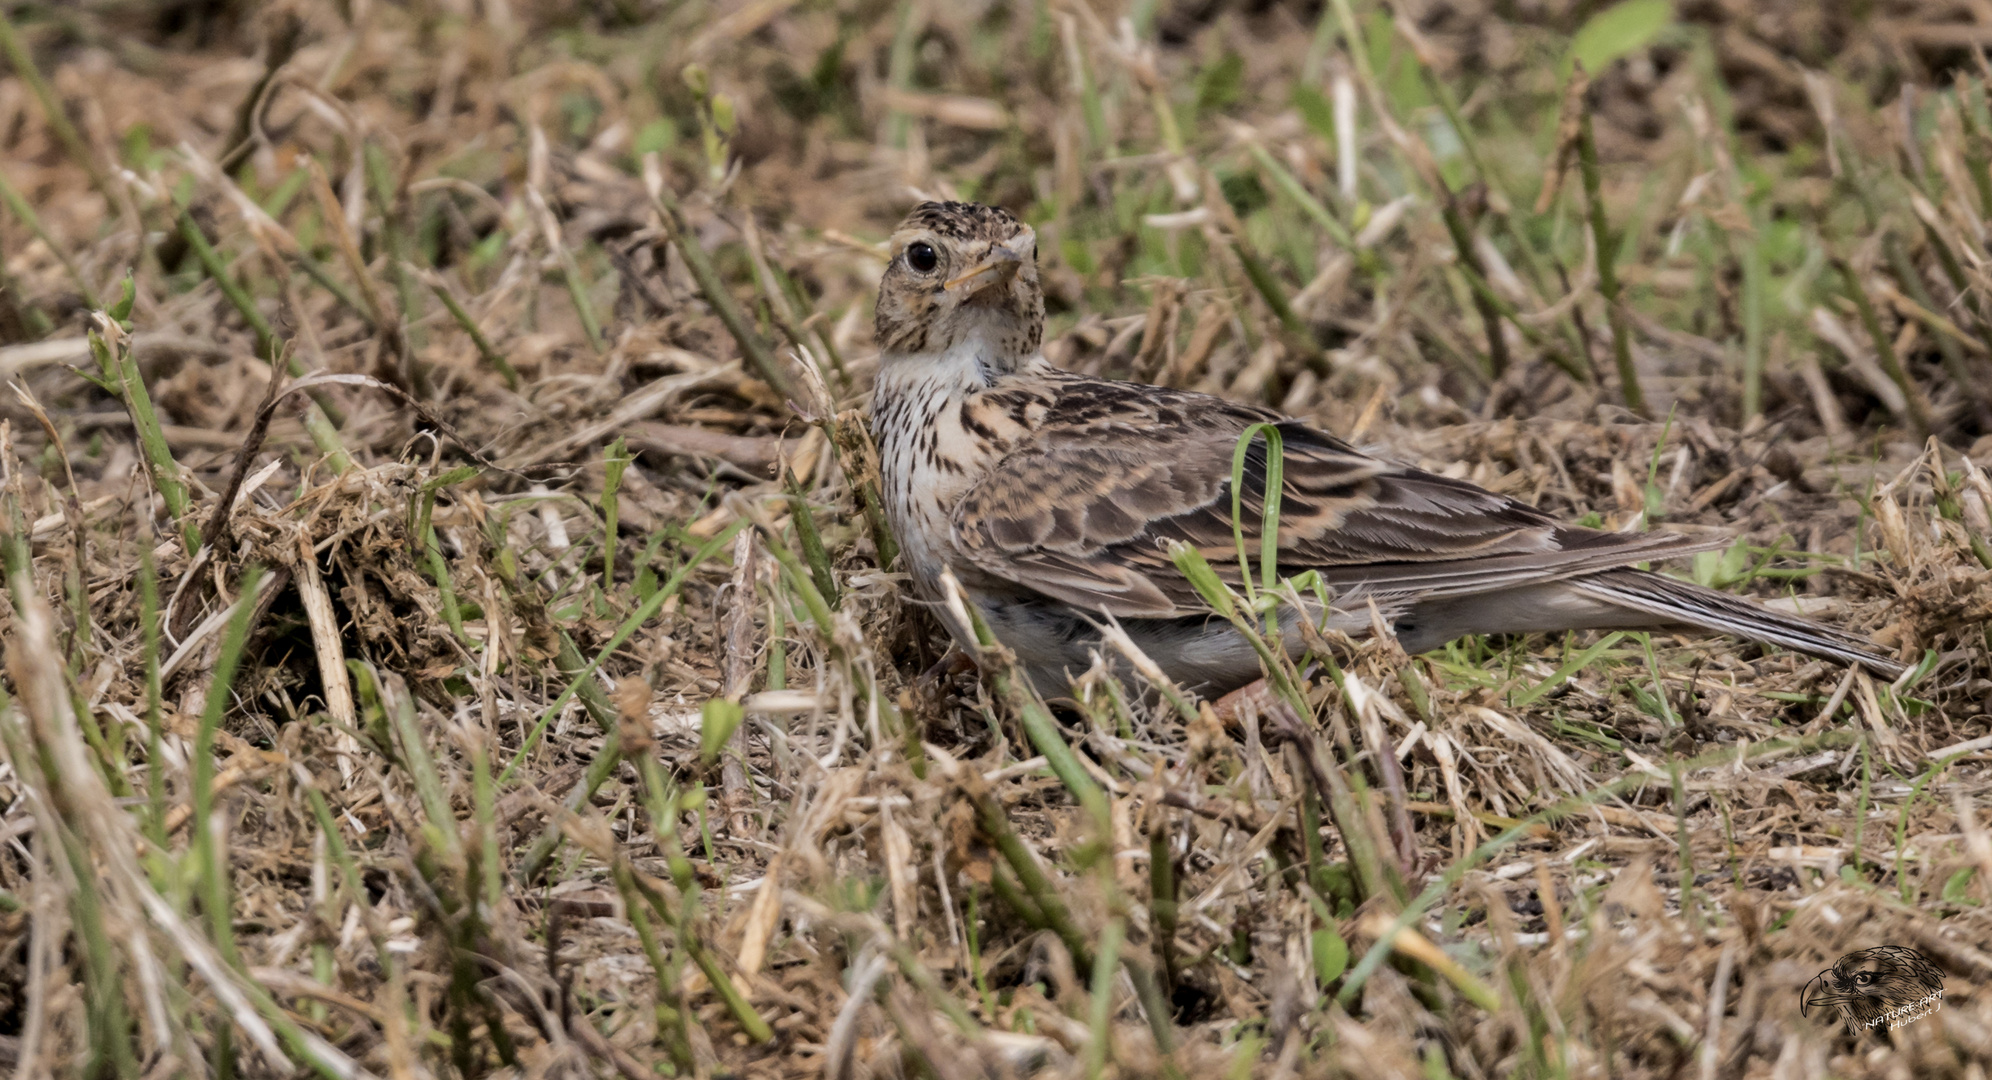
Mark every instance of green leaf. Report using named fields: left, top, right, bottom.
left=1194, top=52, right=1244, bottom=115
left=1218, top=171, right=1269, bottom=216
left=1311, top=927, right=1348, bottom=985
left=1293, top=84, right=1336, bottom=143
left=699, top=697, right=745, bottom=767
left=1567, top=0, right=1674, bottom=75
left=632, top=531, right=669, bottom=603
left=1169, top=541, right=1238, bottom=621
left=1512, top=632, right=1625, bottom=708
left=1227, top=423, right=1285, bottom=599
left=1942, top=866, right=1977, bottom=904
left=603, top=436, right=631, bottom=494
left=109, top=274, right=136, bottom=324
left=419, top=466, right=481, bottom=494
left=632, top=118, right=678, bottom=157
left=1690, top=538, right=1752, bottom=589
left=1366, top=11, right=1429, bottom=113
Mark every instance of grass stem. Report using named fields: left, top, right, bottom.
left=1835, top=254, right=1935, bottom=439
left=0, top=9, right=113, bottom=197
left=426, top=272, right=519, bottom=389
left=1576, top=85, right=1647, bottom=417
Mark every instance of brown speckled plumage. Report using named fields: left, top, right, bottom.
left=870, top=201, right=1905, bottom=697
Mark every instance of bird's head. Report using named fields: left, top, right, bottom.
left=1803, top=946, right=1944, bottom=1025
left=874, top=201, right=1043, bottom=371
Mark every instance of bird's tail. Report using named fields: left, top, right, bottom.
left=1570, top=568, right=1906, bottom=679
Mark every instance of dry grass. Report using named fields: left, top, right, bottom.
left=1, top=0, right=1992, bottom=1077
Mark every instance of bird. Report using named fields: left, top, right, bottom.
left=1802, top=946, right=1945, bottom=1030
left=868, top=200, right=1907, bottom=699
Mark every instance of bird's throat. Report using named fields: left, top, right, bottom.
left=876, top=323, right=1040, bottom=399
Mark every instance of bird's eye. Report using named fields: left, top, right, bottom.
left=1855, top=973, right=1874, bottom=984
left=906, top=242, right=938, bottom=274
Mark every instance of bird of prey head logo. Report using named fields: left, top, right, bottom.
left=1801, top=946, right=1945, bottom=1031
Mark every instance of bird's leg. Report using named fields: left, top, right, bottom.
left=1210, top=677, right=1275, bottom=728
left=1371, top=729, right=1422, bottom=880
left=911, top=645, right=978, bottom=713
left=922, top=645, right=978, bottom=683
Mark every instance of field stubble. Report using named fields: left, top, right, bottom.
left=1, top=0, right=1992, bottom=1077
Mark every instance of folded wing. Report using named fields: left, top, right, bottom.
left=950, top=376, right=1722, bottom=616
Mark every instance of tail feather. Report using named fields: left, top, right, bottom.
left=1309, top=531, right=1729, bottom=597
left=1570, top=569, right=1905, bottom=678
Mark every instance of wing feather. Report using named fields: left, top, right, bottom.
left=952, top=372, right=1719, bottom=617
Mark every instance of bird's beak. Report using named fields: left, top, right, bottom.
left=944, top=239, right=1028, bottom=300
left=1803, top=982, right=1858, bottom=1009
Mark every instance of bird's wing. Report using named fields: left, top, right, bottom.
left=951, top=373, right=1720, bottom=618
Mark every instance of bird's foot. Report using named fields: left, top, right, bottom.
left=912, top=646, right=978, bottom=709
left=1210, top=677, right=1277, bottom=729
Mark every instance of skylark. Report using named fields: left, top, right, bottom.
left=870, top=200, right=1904, bottom=697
